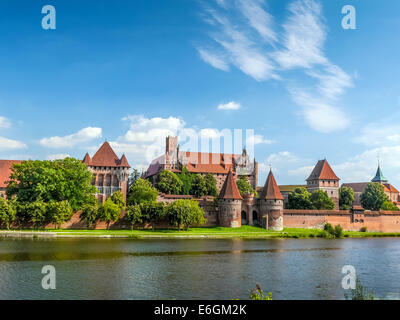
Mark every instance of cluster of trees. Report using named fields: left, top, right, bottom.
left=125, top=178, right=206, bottom=230
left=360, top=183, right=399, bottom=211
left=156, top=167, right=218, bottom=198
left=287, top=187, right=335, bottom=210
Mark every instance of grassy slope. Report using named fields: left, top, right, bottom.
left=4, top=226, right=400, bottom=239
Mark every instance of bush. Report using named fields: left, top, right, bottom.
left=249, top=284, right=272, bottom=300
left=360, top=227, right=368, bottom=232
left=98, top=198, right=121, bottom=229
left=334, top=224, right=343, bottom=238
left=140, top=202, right=165, bottom=227
left=321, top=223, right=343, bottom=238
left=126, top=205, right=143, bottom=229
left=165, top=199, right=206, bottom=230
left=80, top=203, right=98, bottom=228
left=0, top=198, right=16, bottom=229
left=381, top=200, right=399, bottom=211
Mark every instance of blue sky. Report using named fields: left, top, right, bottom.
left=1, top=0, right=400, bottom=187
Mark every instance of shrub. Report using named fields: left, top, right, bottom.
left=0, top=198, right=16, bottom=229
left=98, top=198, right=121, bottom=229
left=322, top=223, right=343, bottom=238
left=334, top=224, right=343, bottom=238
left=249, top=284, right=272, bottom=300
left=80, top=203, right=98, bottom=228
left=360, top=227, right=367, bottom=232
left=344, top=277, right=374, bottom=300
left=381, top=200, right=399, bottom=211
left=165, top=199, right=206, bottom=230
left=126, top=205, right=143, bottom=229
left=140, top=201, right=165, bottom=227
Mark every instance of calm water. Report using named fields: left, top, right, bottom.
left=0, top=237, right=400, bottom=300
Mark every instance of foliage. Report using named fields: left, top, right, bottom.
left=190, top=174, right=208, bottom=198
left=157, top=170, right=182, bottom=195
left=178, top=166, right=194, bottom=195
left=127, top=178, right=158, bottom=206
left=236, top=176, right=256, bottom=196
left=320, top=223, right=343, bottom=238
left=249, top=284, right=273, bottom=300
left=140, top=201, right=165, bottom=225
left=126, top=205, right=143, bottom=229
left=19, top=200, right=48, bottom=228
left=165, top=199, right=206, bottom=230
left=204, top=173, right=218, bottom=197
left=110, top=190, right=126, bottom=210
left=47, top=200, right=73, bottom=229
left=360, top=227, right=368, bottom=232
left=287, top=187, right=313, bottom=209
left=0, top=198, right=17, bottom=229
left=128, top=168, right=141, bottom=189
left=80, top=203, right=99, bottom=228
left=98, top=198, right=121, bottom=229
left=360, top=183, right=388, bottom=211
left=339, top=186, right=355, bottom=210
left=344, top=277, right=374, bottom=300
left=310, top=190, right=335, bottom=210
left=6, top=158, right=97, bottom=212
left=381, top=200, right=399, bottom=211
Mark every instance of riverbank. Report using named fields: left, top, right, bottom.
left=1, top=226, right=400, bottom=239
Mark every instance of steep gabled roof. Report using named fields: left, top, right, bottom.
left=84, top=142, right=130, bottom=167
left=218, top=169, right=242, bottom=200
left=384, top=183, right=399, bottom=193
left=0, top=160, right=23, bottom=188
left=260, top=170, right=284, bottom=200
left=307, top=159, right=339, bottom=181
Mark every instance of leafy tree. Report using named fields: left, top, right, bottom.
left=126, top=205, right=143, bottom=229
left=80, top=203, right=99, bottom=228
left=110, top=190, right=126, bottom=210
left=287, top=187, right=313, bottom=209
left=128, top=168, right=141, bottom=189
left=0, top=198, right=16, bottom=229
left=339, top=186, right=355, bottom=210
left=127, top=178, right=158, bottom=205
left=178, top=166, right=194, bottom=195
left=236, top=176, right=256, bottom=196
left=6, top=158, right=97, bottom=212
left=98, top=198, right=121, bottom=229
left=165, top=199, right=206, bottom=230
left=21, top=200, right=48, bottom=229
left=157, top=170, right=182, bottom=195
left=47, top=200, right=73, bottom=229
left=310, top=190, right=335, bottom=210
left=190, top=174, right=208, bottom=198
left=381, top=200, right=399, bottom=211
left=140, top=201, right=165, bottom=227
left=205, top=173, right=218, bottom=197
left=360, top=183, right=388, bottom=211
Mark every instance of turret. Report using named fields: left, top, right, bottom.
left=259, top=170, right=284, bottom=231
left=218, top=169, right=242, bottom=228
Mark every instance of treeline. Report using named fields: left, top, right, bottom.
left=287, top=187, right=335, bottom=210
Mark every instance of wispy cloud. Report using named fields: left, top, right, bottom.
left=0, top=136, right=27, bottom=150
left=46, top=153, right=70, bottom=160
left=40, top=127, right=102, bottom=148
left=198, top=0, right=353, bottom=133
left=0, top=116, right=11, bottom=129
left=217, top=101, right=241, bottom=110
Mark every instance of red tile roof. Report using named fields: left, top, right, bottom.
left=384, top=183, right=399, bottom=194
left=83, top=142, right=130, bottom=168
left=218, top=169, right=242, bottom=200
left=260, top=170, right=284, bottom=200
left=182, top=151, right=236, bottom=174
left=0, top=160, right=23, bottom=188
left=307, top=159, right=339, bottom=181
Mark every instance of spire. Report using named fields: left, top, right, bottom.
left=119, top=154, right=131, bottom=168
left=260, top=169, right=284, bottom=200
left=219, top=169, right=242, bottom=200
left=82, top=153, right=91, bottom=165
left=371, top=165, right=388, bottom=183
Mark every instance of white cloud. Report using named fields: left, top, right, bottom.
left=40, top=127, right=102, bottom=148
left=198, top=48, right=230, bottom=71
left=46, top=153, right=70, bottom=160
left=355, top=124, right=400, bottom=146
left=217, top=101, right=241, bottom=110
left=0, top=117, right=11, bottom=129
left=246, top=134, right=274, bottom=146
left=0, top=136, right=27, bottom=150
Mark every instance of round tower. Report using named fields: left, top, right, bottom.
left=259, top=170, right=284, bottom=231
left=218, top=169, right=243, bottom=228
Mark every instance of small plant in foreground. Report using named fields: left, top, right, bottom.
left=249, top=283, right=272, bottom=300
left=344, top=277, right=374, bottom=300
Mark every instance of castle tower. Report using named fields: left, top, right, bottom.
left=218, top=169, right=242, bottom=228
left=259, top=169, right=284, bottom=231
left=82, top=142, right=131, bottom=203
left=306, top=159, right=340, bottom=209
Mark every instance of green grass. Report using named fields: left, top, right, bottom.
left=3, top=226, right=400, bottom=239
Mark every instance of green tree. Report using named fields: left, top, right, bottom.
left=98, top=198, right=121, bottom=229
left=339, top=186, right=355, bottom=210
left=190, top=174, right=208, bottom=198
left=178, top=166, right=194, bottom=195
left=0, top=198, right=16, bottom=229
left=157, top=170, right=182, bottom=195
left=205, top=173, right=218, bottom=197
left=128, top=168, right=141, bottom=189
left=287, top=187, right=313, bottom=209
left=140, top=201, right=165, bottom=227
left=165, top=199, right=206, bottom=230
left=310, top=190, right=335, bottom=210
left=236, top=176, right=256, bottom=196
left=127, top=178, right=158, bottom=205
left=80, top=203, right=99, bottom=228
left=110, top=190, right=126, bottom=210
left=6, top=158, right=97, bottom=212
left=125, top=204, right=143, bottom=229
left=47, top=200, right=73, bottom=229
left=22, top=200, right=48, bottom=229
left=381, top=200, right=399, bottom=211
left=360, top=183, right=388, bottom=211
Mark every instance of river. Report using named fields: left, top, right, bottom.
left=0, top=237, right=399, bottom=300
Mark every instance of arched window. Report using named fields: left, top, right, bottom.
left=241, top=211, right=247, bottom=222
left=253, top=211, right=258, bottom=222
